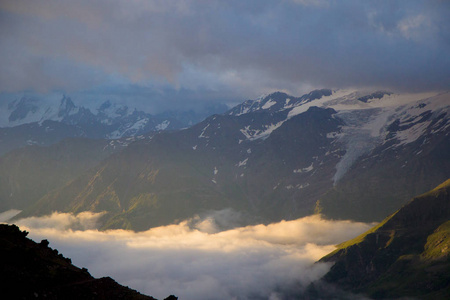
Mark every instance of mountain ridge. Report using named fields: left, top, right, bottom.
left=0, top=95, right=227, bottom=155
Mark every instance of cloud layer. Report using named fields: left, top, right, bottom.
left=10, top=211, right=373, bottom=300
left=1, top=0, right=449, bottom=111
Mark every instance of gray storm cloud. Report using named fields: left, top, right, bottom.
left=9, top=210, right=374, bottom=300
left=0, top=0, right=449, bottom=110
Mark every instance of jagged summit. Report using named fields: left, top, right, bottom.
left=0, top=95, right=227, bottom=154
left=227, top=89, right=332, bottom=116
left=58, top=95, right=77, bottom=117
left=97, top=100, right=130, bottom=120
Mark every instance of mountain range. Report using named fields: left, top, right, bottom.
left=1, top=89, right=449, bottom=231
left=0, top=95, right=226, bottom=155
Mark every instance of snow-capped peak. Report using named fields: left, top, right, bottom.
left=58, top=96, right=78, bottom=118
left=97, top=100, right=131, bottom=125
left=227, top=89, right=333, bottom=117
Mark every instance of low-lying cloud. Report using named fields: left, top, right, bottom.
left=9, top=210, right=374, bottom=300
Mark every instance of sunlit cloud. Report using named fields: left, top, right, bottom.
left=10, top=210, right=374, bottom=300
left=13, top=211, right=105, bottom=231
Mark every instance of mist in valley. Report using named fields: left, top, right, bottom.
left=2, top=209, right=374, bottom=299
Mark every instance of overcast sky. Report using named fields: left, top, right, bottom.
left=1, top=0, right=449, bottom=112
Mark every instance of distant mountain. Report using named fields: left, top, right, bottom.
left=0, top=223, right=158, bottom=299
left=319, top=179, right=450, bottom=299
left=8, top=89, right=448, bottom=230
left=0, top=95, right=227, bottom=155
left=227, top=89, right=332, bottom=116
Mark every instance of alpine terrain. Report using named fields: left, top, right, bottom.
left=0, top=96, right=226, bottom=155
left=1, top=89, right=449, bottom=231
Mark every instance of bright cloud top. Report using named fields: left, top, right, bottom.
left=11, top=211, right=373, bottom=300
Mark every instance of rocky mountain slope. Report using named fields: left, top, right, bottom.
left=0, top=223, right=160, bottom=299
left=0, top=137, right=133, bottom=213
left=319, top=179, right=450, bottom=299
left=4, top=89, right=450, bottom=230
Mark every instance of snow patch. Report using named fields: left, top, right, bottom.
left=26, top=139, right=38, bottom=145
left=108, top=117, right=149, bottom=139
left=293, top=163, right=314, bottom=173
left=286, top=183, right=309, bottom=190
left=155, top=120, right=170, bottom=131
left=326, top=132, right=341, bottom=139
left=239, top=126, right=254, bottom=140
left=237, top=158, right=248, bottom=167
left=297, top=183, right=310, bottom=189
left=393, top=121, right=431, bottom=146
left=262, top=99, right=277, bottom=110
left=240, top=122, right=284, bottom=141
left=287, top=89, right=357, bottom=119
left=199, top=124, right=210, bottom=138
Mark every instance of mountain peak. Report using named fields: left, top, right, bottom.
left=98, top=100, right=112, bottom=112
left=263, top=91, right=290, bottom=100
left=227, top=89, right=334, bottom=117
left=58, top=95, right=77, bottom=117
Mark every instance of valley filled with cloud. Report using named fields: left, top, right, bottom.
left=4, top=210, right=373, bottom=299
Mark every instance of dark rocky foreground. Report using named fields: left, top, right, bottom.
left=0, top=223, right=177, bottom=300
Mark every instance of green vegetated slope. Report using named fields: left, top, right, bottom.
left=320, top=179, right=450, bottom=299
left=0, top=224, right=157, bottom=300
left=0, top=138, right=122, bottom=212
